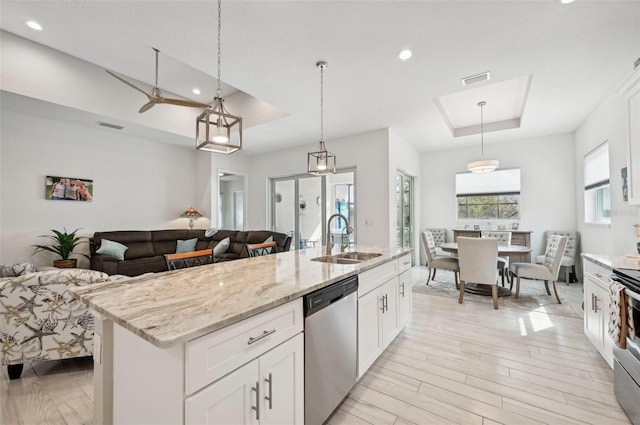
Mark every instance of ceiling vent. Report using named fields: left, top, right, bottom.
left=461, top=71, right=490, bottom=87
left=98, top=121, right=124, bottom=130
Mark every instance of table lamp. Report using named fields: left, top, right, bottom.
left=181, top=207, right=202, bottom=229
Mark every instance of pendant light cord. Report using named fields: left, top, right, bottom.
left=320, top=63, right=324, bottom=143
left=216, top=0, right=222, bottom=98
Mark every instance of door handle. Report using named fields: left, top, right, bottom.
left=383, top=294, right=389, bottom=312
left=380, top=296, right=385, bottom=313
left=265, top=373, right=273, bottom=410
left=252, top=381, right=260, bottom=420
left=400, top=282, right=405, bottom=297
left=591, top=293, right=595, bottom=311
left=594, top=296, right=599, bottom=313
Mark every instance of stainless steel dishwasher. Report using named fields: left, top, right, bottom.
left=304, top=275, right=358, bottom=425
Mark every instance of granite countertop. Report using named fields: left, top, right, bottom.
left=72, top=246, right=411, bottom=348
left=582, top=252, right=640, bottom=271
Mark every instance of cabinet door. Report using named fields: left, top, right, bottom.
left=259, top=334, right=304, bottom=425
left=381, top=278, right=398, bottom=349
left=600, top=284, right=614, bottom=368
left=584, top=277, right=602, bottom=349
left=185, top=360, right=259, bottom=425
left=397, top=270, right=412, bottom=327
left=357, top=288, right=383, bottom=378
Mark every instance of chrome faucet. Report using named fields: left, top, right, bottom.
left=326, top=213, right=354, bottom=256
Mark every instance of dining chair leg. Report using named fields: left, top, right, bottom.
left=565, top=267, right=570, bottom=285
left=515, top=276, right=521, bottom=298
left=509, top=272, right=514, bottom=291
left=500, top=268, right=505, bottom=287
left=454, top=271, right=459, bottom=290
left=544, top=280, right=551, bottom=295
left=426, top=267, right=432, bottom=285
left=432, top=268, right=437, bottom=280
left=458, top=280, right=465, bottom=304
left=552, top=280, right=562, bottom=304
left=492, top=285, right=498, bottom=310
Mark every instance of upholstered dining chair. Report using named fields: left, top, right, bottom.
left=421, top=230, right=459, bottom=288
left=457, top=236, right=500, bottom=309
left=509, top=235, right=568, bottom=303
left=426, top=228, right=449, bottom=256
left=535, top=231, right=577, bottom=284
left=481, top=230, right=512, bottom=287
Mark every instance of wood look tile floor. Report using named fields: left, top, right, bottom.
left=0, top=267, right=630, bottom=425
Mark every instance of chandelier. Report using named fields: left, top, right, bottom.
left=467, top=101, right=499, bottom=173
left=196, top=0, right=242, bottom=154
left=308, top=61, right=336, bottom=175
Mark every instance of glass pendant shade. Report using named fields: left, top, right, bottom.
left=196, top=97, right=242, bottom=154
left=308, top=141, right=336, bottom=175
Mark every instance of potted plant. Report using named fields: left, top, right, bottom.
left=32, top=228, right=89, bottom=268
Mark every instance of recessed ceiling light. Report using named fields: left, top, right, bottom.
left=397, top=49, right=412, bottom=61
left=560, top=0, right=575, bottom=4
left=192, top=88, right=201, bottom=95
left=26, top=20, right=42, bottom=31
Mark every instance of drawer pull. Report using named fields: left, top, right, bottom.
left=403, top=260, right=410, bottom=265
left=252, top=381, right=260, bottom=420
left=265, top=372, right=273, bottom=410
left=248, top=329, right=276, bottom=345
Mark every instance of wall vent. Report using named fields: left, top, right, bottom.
left=461, top=71, right=490, bottom=86
left=98, top=121, right=124, bottom=130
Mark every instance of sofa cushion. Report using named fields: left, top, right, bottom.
left=176, top=238, right=198, bottom=253
left=96, top=239, right=129, bottom=261
left=0, top=263, right=37, bottom=277
left=116, top=256, right=168, bottom=277
left=213, top=237, right=231, bottom=256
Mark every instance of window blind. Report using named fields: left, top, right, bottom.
left=584, top=141, right=610, bottom=190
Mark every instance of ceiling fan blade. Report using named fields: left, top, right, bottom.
left=105, top=70, right=151, bottom=97
left=139, top=101, right=156, bottom=113
left=158, top=97, right=211, bottom=109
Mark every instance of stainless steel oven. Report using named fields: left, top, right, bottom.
left=611, top=267, right=640, bottom=425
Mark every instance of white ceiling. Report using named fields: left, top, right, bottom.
left=1, top=0, right=639, bottom=155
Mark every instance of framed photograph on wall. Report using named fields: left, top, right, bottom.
left=46, top=176, right=93, bottom=201
left=512, top=222, right=519, bottom=230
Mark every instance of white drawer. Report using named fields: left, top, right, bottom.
left=398, top=253, right=412, bottom=274
left=583, top=259, right=610, bottom=283
left=185, top=298, right=303, bottom=395
left=358, top=260, right=398, bottom=297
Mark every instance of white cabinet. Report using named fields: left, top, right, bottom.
left=186, top=333, right=304, bottom=425
left=397, top=269, right=412, bottom=327
left=583, top=257, right=614, bottom=368
left=357, top=253, right=411, bottom=378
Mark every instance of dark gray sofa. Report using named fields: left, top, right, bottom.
left=90, top=229, right=291, bottom=276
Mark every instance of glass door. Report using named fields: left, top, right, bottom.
left=396, top=172, right=413, bottom=250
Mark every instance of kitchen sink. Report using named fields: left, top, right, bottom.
left=333, top=252, right=383, bottom=261
left=310, top=256, right=362, bottom=264
left=310, top=252, right=383, bottom=264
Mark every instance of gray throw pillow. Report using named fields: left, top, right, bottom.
left=176, top=238, right=198, bottom=253
left=214, top=237, right=230, bottom=256
left=95, top=239, right=128, bottom=261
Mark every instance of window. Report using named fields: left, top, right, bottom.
left=584, top=141, right=610, bottom=224
left=455, top=169, right=521, bottom=220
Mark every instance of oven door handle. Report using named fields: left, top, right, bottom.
left=625, top=287, right=640, bottom=302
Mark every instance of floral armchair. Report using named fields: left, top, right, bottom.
left=0, top=264, right=123, bottom=379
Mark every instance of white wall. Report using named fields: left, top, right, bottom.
left=420, top=133, right=576, bottom=264
left=0, top=108, right=212, bottom=267
left=575, top=90, right=640, bottom=257
left=246, top=128, right=391, bottom=248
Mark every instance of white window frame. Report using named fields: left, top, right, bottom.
left=584, top=141, right=611, bottom=225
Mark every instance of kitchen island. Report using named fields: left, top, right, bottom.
left=73, top=245, right=412, bottom=424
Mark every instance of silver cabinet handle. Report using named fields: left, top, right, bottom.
left=384, top=294, right=389, bottom=312
left=265, top=373, right=273, bottom=410
left=252, top=381, right=260, bottom=420
left=591, top=293, right=595, bottom=311
left=400, top=282, right=405, bottom=297
left=403, top=260, right=410, bottom=265
left=594, top=296, right=599, bottom=313
left=248, top=329, right=276, bottom=345
left=380, top=296, right=385, bottom=313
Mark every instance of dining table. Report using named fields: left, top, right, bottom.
left=439, top=242, right=533, bottom=297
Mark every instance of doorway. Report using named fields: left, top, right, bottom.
left=396, top=171, right=413, bottom=250
left=219, top=171, right=246, bottom=230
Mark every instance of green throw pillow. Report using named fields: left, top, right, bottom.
left=96, top=239, right=128, bottom=261
left=263, top=236, right=274, bottom=254
left=213, top=237, right=230, bottom=256
left=176, top=238, right=198, bottom=253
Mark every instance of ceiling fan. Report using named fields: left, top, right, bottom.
left=106, top=48, right=210, bottom=113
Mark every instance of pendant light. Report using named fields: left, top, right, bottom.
left=196, top=0, right=242, bottom=154
left=308, top=61, right=336, bottom=175
left=467, top=101, right=499, bottom=173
